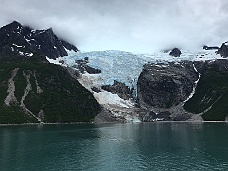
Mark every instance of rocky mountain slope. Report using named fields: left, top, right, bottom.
left=0, top=21, right=78, bottom=60
left=0, top=22, right=100, bottom=124
left=137, top=61, right=199, bottom=109
left=137, top=59, right=228, bottom=121
left=184, top=60, right=228, bottom=121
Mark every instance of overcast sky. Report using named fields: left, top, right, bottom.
left=0, top=0, right=227, bottom=53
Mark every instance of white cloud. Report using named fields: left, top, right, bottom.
left=0, top=0, right=227, bottom=53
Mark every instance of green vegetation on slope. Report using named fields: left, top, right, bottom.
left=0, top=55, right=101, bottom=124
left=184, top=60, right=228, bottom=121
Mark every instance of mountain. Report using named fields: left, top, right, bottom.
left=0, top=21, right=78, bottom=60
left=137, top=61, right=198, bottom=109
left=0, top=21, right=100, bottom=124
left=137, top=59, right=228, bottom=121
left=1, top=21, right=228, bottom=123
left=51, top=48, right=228, bottom=122
left=184, top=60, right=228, bottom=121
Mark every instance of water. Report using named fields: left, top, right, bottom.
left=0, top=123, right=228, bottom=171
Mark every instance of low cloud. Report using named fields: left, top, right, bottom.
left=0, top=0, right=228, bottom=53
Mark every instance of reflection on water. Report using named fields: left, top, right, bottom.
left=0, top=123, right=228, bottom=171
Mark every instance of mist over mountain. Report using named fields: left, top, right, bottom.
left=1, top=19, right=228, bottom=123
left=0, top=0, right=228, bottom=53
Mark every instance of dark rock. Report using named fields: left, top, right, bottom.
left=94, top=108, right=126, bottom=123
left=216, top=42, right=228, bottom=58
left=137, top=61, right=199, bottom=109
left=183, top=59, right=228, bottom=121
left=65, top=67, right=81, bottom=79
left=59, top=60, right=65, bottom=64
left=140, top=111, right=157, bottom=122
left=140, top=110, right=171, bottom=121
left=157, top=111, right=171, bottom=121
left=203, top=45, right=219, bottom=50
left=84, top=65, right=101, bottom=74
left=75, top=58, right=101, bottom=74
left=0, top=21, right=78, bottom=60
left=172, top=114, right=192, bottom=121
left=60, top=39, right=78, bottom=52
left=91, top=87, right=101, bottom=93
left=169, top=48, right=182, bottom=57
left=101, top=80, right=133, bottom=100
left=75, top=59, right=88, bottom=65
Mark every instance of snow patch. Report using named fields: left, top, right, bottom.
left=37, top=30, right=45, bottom=34
left=64, top=47, right=78, bottom=57
left=183, top=63, right=201, bottom=103
left=19, top=51, right=24, bottom=56
left=77, top=72, right=102, bottom=90
left=27, top=53, right=33, bottom=57
left=46, top=56, right=68, bottom=67
left=18, top=51, right=33, bottom=57
left=12, top=44, right=23, bottom=48
left=24, top=36, right=31, bottom=44
left=93, top=90, right=134, bottom=109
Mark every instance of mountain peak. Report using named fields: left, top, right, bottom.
left=0, top=21, right=78, bottom=60
left=7, top=20, right=22, bottom=28
left=1, top=20, right=22, bottom=32
left=45, top=27, right=54, bottom=33
left=10, top=20, right=22, bottom=25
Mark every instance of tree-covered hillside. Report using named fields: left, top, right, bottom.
left=184, top=60, right=228, bottom=121
left=0, top=55, right=101, bottom=124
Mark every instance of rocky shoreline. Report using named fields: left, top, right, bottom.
left=1, top=120, right=228, bottom=127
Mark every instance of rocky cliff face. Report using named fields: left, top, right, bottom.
left=184, top=59, right=228, bottom=121
left=0, top=21, right=78, bottom=60
left=216, top=42, right=228, bottom=58
left=137, top=61, right=199, bottom=109
left=101, top=80, right=133, bottom=100
left=136, top=61, right=202, bottom=121
left=137, top=59, right=228, bottom=121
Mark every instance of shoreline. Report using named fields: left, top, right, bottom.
left=0, top=122, right=93, bottom=127
left=0, top=120, right=228, bottom=127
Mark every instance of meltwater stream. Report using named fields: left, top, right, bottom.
left=0, top=123, right=228, bottom=171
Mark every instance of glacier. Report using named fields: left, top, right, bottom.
left=46, top=49, right=224, bottom=122
left=47, top=49, right=222, bottom=90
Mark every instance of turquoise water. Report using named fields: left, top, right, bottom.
left=0, top=123, right=228, bottom=171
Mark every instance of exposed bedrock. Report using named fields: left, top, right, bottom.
left=216, top=42, right=228, bottom=58
left=101, top=80, right=133, bottom=100
left=137, top=61, right=199, bottom=110
left=169, top=48, right=182, bottom=57
left=137, top=59, right=228, bottom=121
left=136, top=61, right=203, bottom=121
